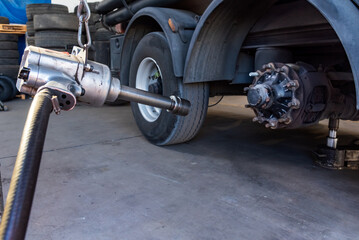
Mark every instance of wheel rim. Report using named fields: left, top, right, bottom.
left=136, top=57, right=163, bottom=122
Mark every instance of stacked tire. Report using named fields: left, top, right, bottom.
left=0, top=16, right=19, bottom=101
left=92, top=28, right=115, bottom=66
left=26, top=4, right=80, bottom=52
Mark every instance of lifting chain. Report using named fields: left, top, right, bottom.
left=77, top=0, right=92, bottom=64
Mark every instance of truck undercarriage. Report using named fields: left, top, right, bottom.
left=103, top=0, right=359, bottom=167
left=104, top=0, right=358, bottom=146
left=229, top=0, right=358, bottom=130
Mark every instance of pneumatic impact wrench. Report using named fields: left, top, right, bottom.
left=0, top=46, right=191, bottom=240
left=17, top=46, right=191, bottom=115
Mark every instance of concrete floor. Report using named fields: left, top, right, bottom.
left=1, top=96, right=359, bottom=240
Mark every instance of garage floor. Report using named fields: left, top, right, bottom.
left=1, top=97, right=359, bottom=240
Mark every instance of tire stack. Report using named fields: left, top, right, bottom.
left=26, top=4, right=80, bottom=52
left=92, top=28, right=115, bottom=66
left=0, top=16, right=19, bottom=101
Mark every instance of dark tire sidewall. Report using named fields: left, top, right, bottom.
left=129, top=32, right=179, bottom=145
left=0, top=76, right=13, bottom=101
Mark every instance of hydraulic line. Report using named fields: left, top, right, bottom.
left=96, top=0, right=127, bottom=14
left=0, top=89, right=53, bottom=240
left=104, top=0, right=180, bottom=26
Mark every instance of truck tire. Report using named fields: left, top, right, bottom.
left=35, top=31, right=78, bottom=48
left=129, top=32, right=209, bottom=145
left=0, top=65, right=20, bottom=79
left=74, top=2, right=98, bottom=14
left=95, top=21, right=103, bottom=30
left=0, top=42, right=18, bottom=50
left=34, top=14, right=78, bottom=31
left=93, top=41, right=110, bottom=65
left=89, top=14, right=100, bottom=25
left=0, top=78, right=11, bottom=101
left=0, top=75, right=16, bottom=101
left=27, top=36, right=35, bottom=46
left=26, top=4, right=68, bottom=20
left=0, top=50, right=19, bottom=59
left=0, top=34, right=18, bottom=42
left=26, top=21, right=35, bottom=36
left=0, top=59, right=18, bottom=65
left=94, top=28, right=114, bottom=41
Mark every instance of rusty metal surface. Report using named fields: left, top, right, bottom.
left=0, top=101, right=8, bottom=111
left=246, top=62, right=359, bottom=130
left=245, top=63, right=300, bottom=129
left=314, top=144, right=359, bottom=170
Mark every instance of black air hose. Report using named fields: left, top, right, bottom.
left=104, top=0, right=180, bottom=26
left=96, top=0, right=128, bottom=14
left=0, top=89, right=54, bottom=240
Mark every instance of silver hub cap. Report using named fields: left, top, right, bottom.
left=136, top=57, right=162, bottom=122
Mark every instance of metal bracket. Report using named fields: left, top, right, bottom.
left=0, top=101, right=8, bottom=111
left=37, top=81, right=78, bottom=114
left=71, top=46, right=86, bottom=63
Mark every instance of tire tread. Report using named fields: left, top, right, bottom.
left=130, top=32, right=209, bottom=146
left=26, top=4, right=68, bottom=20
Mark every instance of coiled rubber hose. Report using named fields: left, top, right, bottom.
left=0, top=89, right=54, bottom=240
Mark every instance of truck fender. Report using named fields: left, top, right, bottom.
left=120, top=7, right=197, bottom=86
left=307, top=0, right=359, bottom=109
left=183, top=0, right=276, bottom=84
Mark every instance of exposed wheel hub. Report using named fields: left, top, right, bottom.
left=246, top=62, right=359, bottom=130
left=148, top=81, right=162, bottom=95
left=247, top=84, right=272, bottom=108
left=245, top=63, right=301, bottom=129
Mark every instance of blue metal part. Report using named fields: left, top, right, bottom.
left=0, top=0, right=50, bottom=24
left=0, top=0, right=50, bottom=63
